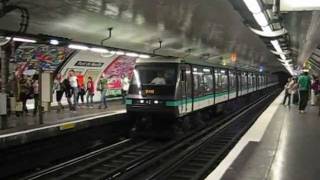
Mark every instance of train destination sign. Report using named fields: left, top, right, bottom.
left=75, top=61, right=104, bottom=67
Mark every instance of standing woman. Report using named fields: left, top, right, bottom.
left=86, top=76, right=95, bottom=107
left=53, top=73, right=64, bottom=112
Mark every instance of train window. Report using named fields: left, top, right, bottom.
left=215, top=69, right=228, bottom=93
left=229, top=70, right=236, bottom=92
left=193, top=68, right=202, bottom=96
left=203, top=68, right=213, bottom=93
left=241, top=72, right=247, bottom=89
left=131, top=63, right=177, bottom=86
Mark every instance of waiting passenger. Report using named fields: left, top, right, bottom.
left=290, top=78, right=299, bottom=105
left=282, top=77, right=292, bottom=106
left=311, top=76, right=318, bottom=106
left=69, top=70, right=78, bottom=111
left=76, top=72, right=85, bottom=106
left=150, top=72, right=166, bottom=85
left=98, top=75, right=108, bottom=109
left=19, top=74, right=30, bottom=114
left=32, top=74, right=39, bottom=116
left=298, top=70, right=311, bottom=113
left=121, top=74, right=130, bottom=104
left=63, top=75, right=73, bottom=111
left=53, top=73, right=64, bottom=112
left=86, top=76, right=95, bottom=108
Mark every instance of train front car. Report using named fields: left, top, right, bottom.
left=126, top=58, right=180, bottom=136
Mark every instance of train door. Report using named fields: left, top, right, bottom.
left=179, top=64, right=192, bottom=114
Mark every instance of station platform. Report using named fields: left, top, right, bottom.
left=206, top=91, right=320, bottom=180
left=0, top=100, right=126, bottom=149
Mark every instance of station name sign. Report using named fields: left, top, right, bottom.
left=75, top=61, right=104, bottom=67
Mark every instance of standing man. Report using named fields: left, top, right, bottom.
left=298, top=69, right=311, bottom=113
left=121, top=74, right=130, bottom=104
left=69, top=70, right=78, bottom=111
left=98, top=74, right=108, bottom=109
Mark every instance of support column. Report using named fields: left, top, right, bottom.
left=0, top=46, right=9, bottom=129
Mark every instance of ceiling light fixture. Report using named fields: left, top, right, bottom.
left=6, top=37, right=37, bottom=43
left=49, top=39, right=59, bottom=45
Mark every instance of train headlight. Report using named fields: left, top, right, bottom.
left=154, top=100, right=159, bottom=104
left=140, top=100, right=144, bottom=103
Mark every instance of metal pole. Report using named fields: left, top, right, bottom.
left=38, top=67, right=43, bottom=124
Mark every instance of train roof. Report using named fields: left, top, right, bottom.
left=136, top=56, right=265, bottom=73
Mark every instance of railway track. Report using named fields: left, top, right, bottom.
left=23, top=90, right=279, bottom=180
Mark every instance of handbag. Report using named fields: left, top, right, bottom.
left=15, top=101, right=23, bottom=112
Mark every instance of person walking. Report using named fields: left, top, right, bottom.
left=53, top=73, right=64, bottom=112
left=86, top=76, right=95, bottom=108
left=298, top=70, right=311, bottom=113
left=69, top=70, right=78, bottom=111
left=121, top=74, right=130, bottom=104
left=282, top=77, right=292, bottom=106
left=311, top=77, right=320, bottom=115
left=98, top=75, right=108, bottom=109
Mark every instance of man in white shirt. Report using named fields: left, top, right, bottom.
left=69, top=70, right=78, bottom=111
left=151, top=72, right=166, bottom=85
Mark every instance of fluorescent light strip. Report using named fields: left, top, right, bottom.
left=126, top=52, right=139, bottom=57
left=90, top=47, right=109, bottom=53
left=139, top=54, right=151, bottom=59
left=6, top=37, right=37, bottom=43
left=116, top=51, right=125, bottom=55
left=243, top=0, right=262, bottom=13
left=68, top=44, right=89, bottom=50
left=262, top=26, right=272, bottom=33
left=253, top=12, right=269, bottom=27
left=270, top=40, right=284, bottom=54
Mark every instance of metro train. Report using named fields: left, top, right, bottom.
left=126, top=56, right=278, bottom=133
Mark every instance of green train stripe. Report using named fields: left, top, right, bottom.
left=126, top=90, right=237, bottom=106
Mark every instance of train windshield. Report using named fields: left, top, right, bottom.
left=131, top=64, right=177, bottom=86
left=129, top=63, right=178, bottom=96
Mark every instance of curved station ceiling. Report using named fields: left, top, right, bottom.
left=1, top=0, right=320, bottom=74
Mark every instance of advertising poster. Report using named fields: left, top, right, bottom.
left=102, top=55, right=137, bottom=97
left=15, top=44, right=72, bottom=77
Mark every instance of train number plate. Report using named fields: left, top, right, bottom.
left=145, top=89, right=155, bottom=94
